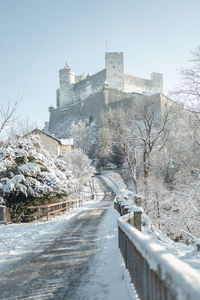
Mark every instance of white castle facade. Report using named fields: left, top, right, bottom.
left=47, top=52, right=169, bottom=138
left=56, top=52, right=163, bottom=108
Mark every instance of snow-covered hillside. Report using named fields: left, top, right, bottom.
left=102, top=172, right=200, bottom=273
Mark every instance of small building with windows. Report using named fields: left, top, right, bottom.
left=59, top=138, right=74, bottom=156
left=27, top=129, right=74, bottom=157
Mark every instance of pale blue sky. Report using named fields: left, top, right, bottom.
left=0, top=0, right=200, bottom=127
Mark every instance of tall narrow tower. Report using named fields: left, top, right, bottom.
left=105, top=52, right=124, bottom=91
left=59, top=63, right=75, bottom=107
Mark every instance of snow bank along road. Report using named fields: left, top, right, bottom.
left=0, top=177, right=136, bottom=300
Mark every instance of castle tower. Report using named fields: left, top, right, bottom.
left=105, top=52, right=124, bottom=91
left=151, top=72, right=163, bottom=94
left=59, top=63, right=75, bottom=107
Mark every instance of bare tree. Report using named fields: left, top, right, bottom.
left=171, top=46, right=200, bottom=148
left=70, top=120, right=96, bottom=155
left=128, top=96, right=175, bottom=183
left=97, top=96, right=176, bottom=192
left=0, top=101, right=18, bottom=137
left=96, top=126, right=113, bottom=164
left=172, top=46, right=200, bottom=109
left=64, top=148, right=95, bottom=191
left=8, top=117, right=37, bottom=138
left=97, top=107, right=138, bottom=192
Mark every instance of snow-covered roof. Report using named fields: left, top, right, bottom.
left=60, top=138, right=74, bottom=146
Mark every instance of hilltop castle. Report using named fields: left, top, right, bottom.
left=47, top=52, right=169, bottom=138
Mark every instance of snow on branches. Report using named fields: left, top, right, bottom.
left=0, top=135, right=76, bottom=221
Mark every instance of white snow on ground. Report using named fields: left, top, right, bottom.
left=0, top=178, right=103, bottom=274
left=0, top=207, right=83, bottom=273
left=0, top=176, right=138, bottom=300
left=75, top=202, right=138, bottom=300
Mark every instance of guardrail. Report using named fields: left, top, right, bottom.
left=27, top=198, right=82, bottom=221
left=115, top=197, right=200, bottom=300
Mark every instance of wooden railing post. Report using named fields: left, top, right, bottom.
left=6, top=208, right=11, bottom=223
left=133, top=195, right=142, bottom=231
left=134, top=210, right=142, bottom=231
left=46, top=207, right=49, bottom=220
left=196, top=240, right=200, bottom=252
left=134, top=195, right=142, bottom=207
left=0, top=206, right=7, bottom=224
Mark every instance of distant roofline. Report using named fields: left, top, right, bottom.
left=26, top=129, right=75, bottom=146
left=25, top=129, right=62, bottom=145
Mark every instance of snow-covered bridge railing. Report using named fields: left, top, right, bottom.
left=114, top=194, right=142, bottom=230
left=117, top=210, right=200, bottom=300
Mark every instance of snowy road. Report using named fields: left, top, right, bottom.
left=0, top=178, right=137, bottom=300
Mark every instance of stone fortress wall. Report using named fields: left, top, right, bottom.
left=124, top=72, right=163, bottom=95
left=48, top=88, right=166, bottom=139
left=56, top=52, right=163, bottom=108
left=73, top=69, right=106, bottom=103
left=47, top=52, right=165, bottom=138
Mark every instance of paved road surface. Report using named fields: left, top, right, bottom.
left=0, top=178, right=115, bottom=299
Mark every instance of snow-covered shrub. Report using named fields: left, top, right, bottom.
left=0, top=135, right=75, bottom=222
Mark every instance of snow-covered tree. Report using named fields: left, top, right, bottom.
left=64, top=148, right=95, bottom=191
left=173, top=46, right=200, bottom=109
left=144, top=173, right=200, bottom=241
left=0, top=135, right=76, bottom=222
left=70, top=120, right=96, bottom=157
left=171, top=46, right=200, bottom=150
left=97, top=99, right=200, bottom=241
left=97, top=98, right=176, bottom=193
